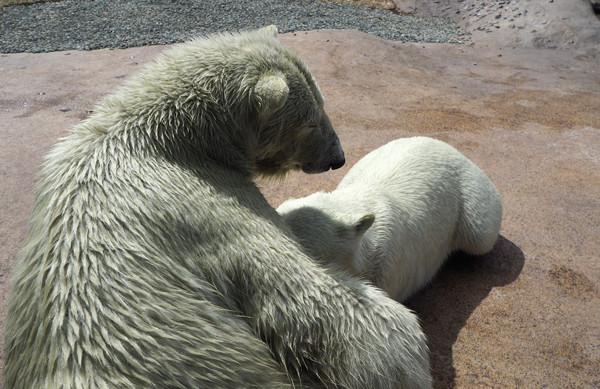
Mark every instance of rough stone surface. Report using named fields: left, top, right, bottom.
left=392, top=0, right=600, bottom=49
left=1, top=7, right=599, bottom=388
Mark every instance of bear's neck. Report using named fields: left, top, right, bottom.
left=91, top=89, right=258, bottom=177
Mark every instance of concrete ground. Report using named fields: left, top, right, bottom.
left=1, top=1, right=599, bottom=387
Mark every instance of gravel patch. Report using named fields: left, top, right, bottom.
left=0, top=0, right=468, bottom=53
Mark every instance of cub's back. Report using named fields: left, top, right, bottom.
left=338, top=137, right=465, bottom=194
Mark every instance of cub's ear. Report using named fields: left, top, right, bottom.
left=254, top=73, right=289, bottom=120
left=353, top=214, right=375, bottom=237
left=259, top=25, right=278, bottom=37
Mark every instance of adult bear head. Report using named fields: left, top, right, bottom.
left=123, top=25, right=345, bottom=177
left=249, top=28, right=345, bottom=176
left=248, top=26, right=346, bottom=176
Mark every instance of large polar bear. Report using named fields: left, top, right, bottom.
left=278, top=136, right=502, bottom=302
left=5, top=27, right=432, bottom=388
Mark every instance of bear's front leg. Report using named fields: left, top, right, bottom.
left=237, top=244, right=432, bottom=389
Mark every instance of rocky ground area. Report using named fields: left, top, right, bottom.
left=393, top=0, right=600, bottom=49
left=0, top=0, right=466, bottom=52
left=1, top=0, right=599, bottom=387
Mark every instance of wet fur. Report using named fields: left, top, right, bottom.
left=5, top=28, right=429, bottom=388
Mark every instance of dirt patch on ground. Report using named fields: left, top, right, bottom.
left=549, top=265, right=600, bottom=299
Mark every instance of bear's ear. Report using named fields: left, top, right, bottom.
left=259, top=25, right=278, bottom=38
left=352, top=214, right=375, bottom=237
left=254, top=73, right=289, bottom=120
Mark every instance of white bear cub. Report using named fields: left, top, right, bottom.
left=278, top=136, right=502, bottom=301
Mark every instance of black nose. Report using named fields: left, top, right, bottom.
left=330, top=158, right=345, bottom=170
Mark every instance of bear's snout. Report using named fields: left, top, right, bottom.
left=300, top=156, right=344, bottom=174
left=330, top=157, right=345, bottom=170
left=329, top=140, right=345, bottom=170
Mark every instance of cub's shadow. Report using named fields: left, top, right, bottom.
left=404, top=236, right=524, bottom=388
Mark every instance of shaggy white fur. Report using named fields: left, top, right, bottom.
left=4, top=28, right=431, bottom=388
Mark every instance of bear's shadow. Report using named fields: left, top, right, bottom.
left=404, top=236, right=524, bottom=388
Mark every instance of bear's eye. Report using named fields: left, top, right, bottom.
left=297, top=125, right=317, bottom=140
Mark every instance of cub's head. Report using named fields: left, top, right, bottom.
left=247, top=26, right=345, bottom=176
left=277, top=193, right=374, bottom=272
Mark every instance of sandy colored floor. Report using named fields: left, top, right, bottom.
left=1, top=2, right=599, bottom=387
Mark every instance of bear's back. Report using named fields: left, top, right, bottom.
left=4, top=138, right=298, bottom=387
left=338, top=137, right=466, bottom=191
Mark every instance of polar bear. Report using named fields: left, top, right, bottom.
left=4, top=28, right=431, bottom=388
left=278, top=136, right=502, bottom=302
